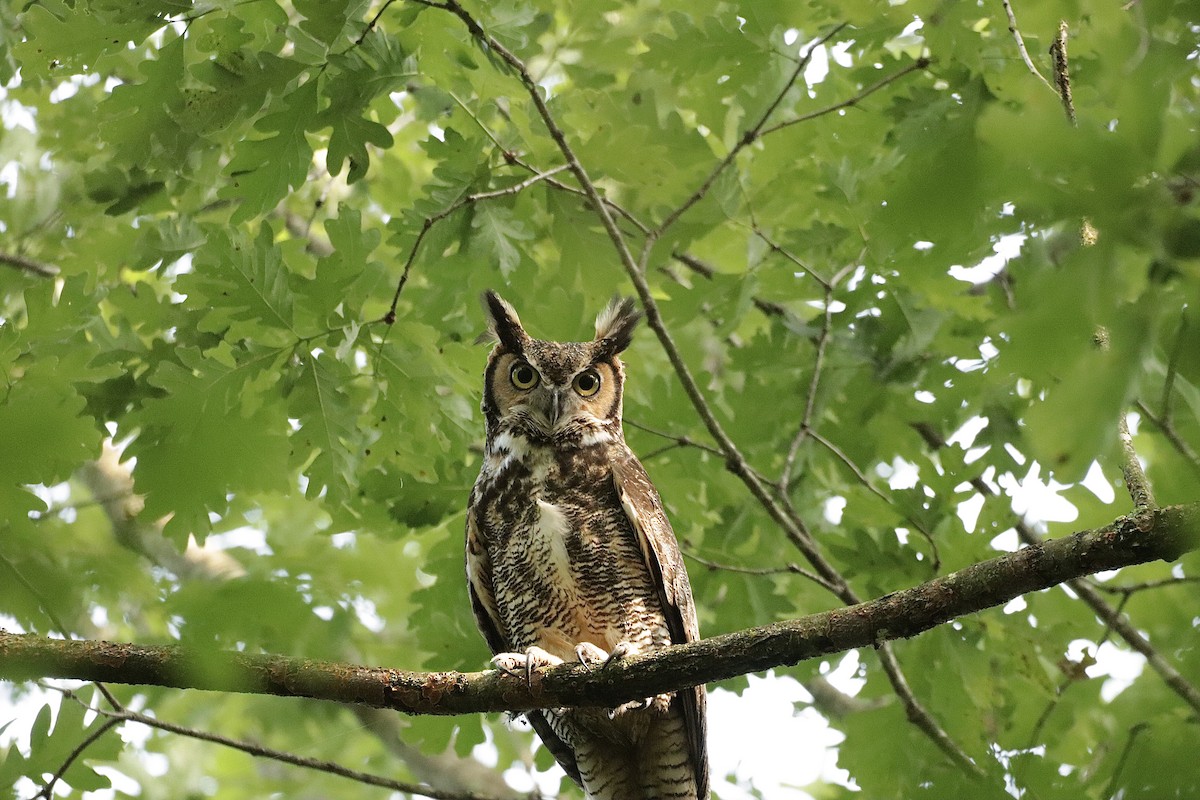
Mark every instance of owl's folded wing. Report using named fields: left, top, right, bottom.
left=612, top=453, right=710, bottom=800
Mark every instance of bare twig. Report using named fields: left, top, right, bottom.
left=1024, top=593, right=1128, bottom=750
left=356, top=0, right=401, bottom=45
left=35, top=716, right=123, bottom=799
left=760, top=58, right=930, bottom=139
left=779, top=285, right=835, bottom=491
left=1135, top=400, right=1200, bottom=476
left=0, top=251, right=59, bottom=277
left=1093, top=576, right=1200, bottom=596
left=1104, top=723, right=1150, bottom=800
left=1159, top=313, right=1188, bottom=420
left=1001, top=0, right=1055, bottom=93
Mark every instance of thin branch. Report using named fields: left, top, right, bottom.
left=748, top=225, right=833, bottom=290
left=1135, top=400, right=1200, bottom=476
left=759, top=58, right=930, bottom=139
left=682, top=550, right=839, bottom=594
left=384, top=165, right=570, bottom=323
left=1000, top=0, right=1055, bottom=94
left=623, top=418, right=724, bottom=460
left=1093, top=576, right=1200, bottom=596
left=1024, top=593, right=1128, bottom=750
left=3, top=503, right=1196, bottom=717
left=0, top=251, right=60, bottom=277
left=779, top=286, right=835, bottom=491
left=35, top=716, right=123, bottom=799
left=1103, top=723, right=1149, bottom=800
left=356, top=0, right=401, bottom=45
left=46, top=687, right=520, bottom=800
left=874, top=645, right=975, bottom=772
left=1159, top=313, right=1188, bottom=420
left=655, top=24, right=849, bottom=236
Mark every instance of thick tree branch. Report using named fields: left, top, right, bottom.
left=4, top=504, right=1196, bottom=715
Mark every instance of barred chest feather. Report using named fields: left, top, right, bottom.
left=471, top=427, right=671, bottom=662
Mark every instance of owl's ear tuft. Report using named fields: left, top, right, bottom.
left=479, top=291, right=528, bottom=352
left=594, top=296, right=641, bottom=356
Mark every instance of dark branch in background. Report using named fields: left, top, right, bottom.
left=4, top=503, right=1196, bottom=716
left=44, top=686, right=515, bottom=800
left=1093, top=576, right=1200, bottom=596
left=682, top=549, right=839, bottom=594
left=1135, top=314, right=1200, bottom=476
left=1136, top=399, right=1200, bottom=476
left=0, top=251, right=60, bottom=277
left=35, top=713, right=122, bottom=800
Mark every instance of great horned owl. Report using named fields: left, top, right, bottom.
left=466, top=292, right=708, bottom=800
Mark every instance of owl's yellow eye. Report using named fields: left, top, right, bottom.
left=573, top=370, right=601, bottom=397
left=510, top=362, right=540, bottom=390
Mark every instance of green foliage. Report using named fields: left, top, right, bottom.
left=1, top=0, right=1198, bottom=798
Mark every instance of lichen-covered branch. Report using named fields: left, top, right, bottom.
left=4, top=504, right=1195, bottom=716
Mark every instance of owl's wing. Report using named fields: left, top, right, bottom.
left=465, top=506, right=584, bottom=786
left=612, top=452, right=710, bottom=800
left=465, top=507, right=508, bottom=654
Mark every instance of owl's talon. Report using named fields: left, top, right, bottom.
left=491, top=646, right=563, bottom=687
left=600, top=641, right=632, bottom=669
left=574, top=642, right=610, bottom=671
left=606, top=697, right=654, bottom=719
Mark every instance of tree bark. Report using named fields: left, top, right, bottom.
left=2, top=503, right=1196, bottom=715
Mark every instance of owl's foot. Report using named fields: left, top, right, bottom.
left=568, top=643, right=655, bottom=718
left=492, top=646, right=563, bottom=686
left=573, top=641, right=631, bottom=671
left=607, top=696, right=654, bottom=719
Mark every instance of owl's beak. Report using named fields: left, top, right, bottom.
left=533, top=388, right=566, bottom=430
left=547, top=388, right=566, bottom=428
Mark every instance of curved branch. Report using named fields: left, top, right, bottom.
left=4, top=503, right=1196, bottom=716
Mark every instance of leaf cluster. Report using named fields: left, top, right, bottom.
left=1, top=0, right=1198, bottom=798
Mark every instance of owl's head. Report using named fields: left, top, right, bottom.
left=479, top=291, right=642, bottom=443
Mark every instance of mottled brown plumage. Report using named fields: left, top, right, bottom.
left=466, top=292, right=708, bottom=800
